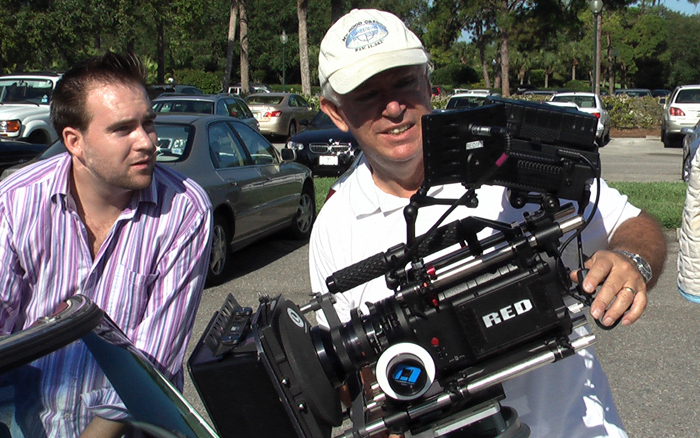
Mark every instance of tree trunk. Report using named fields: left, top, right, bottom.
left=157, top=19, right=165, bottom=84
left=595, top=12, right=602, bottom=95
left=239, top=0, right=249, bottom=94
left=223, top=0, right=239, bottom=92
left=297, top=0, right=311, bottom=95
left=331, top=0, right=343, bottom=23
left=500, top=37, right=510, bottom=96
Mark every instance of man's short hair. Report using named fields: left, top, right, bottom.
left=318, top=9, right=429, bottom=96
left=50, top=51, right=147, bottom=136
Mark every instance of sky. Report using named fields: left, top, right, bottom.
left=653, top=0, right=698, bottom=14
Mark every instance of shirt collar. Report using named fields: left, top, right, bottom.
left=50, top=152, right=158, bottom=211
left=350, top=154, right=444, bottom=219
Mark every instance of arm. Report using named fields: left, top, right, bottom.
left=573, top=211, right=666, bottom=327
left=0, top=200, right=25, bottom=334
left=129, top=204, right=212, bottom=387
left=79, top=417, right=128, bottom=438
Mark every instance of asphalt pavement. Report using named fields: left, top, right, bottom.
left=184, top=136, right=695, bottom=438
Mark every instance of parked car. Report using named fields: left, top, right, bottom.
left=522, top=90, right=557, bottom=96
left=613, top=88, right=652, bottom=97
left=445, top=91, right=493, bottom=110
left=549, top=92, right=611, bottom=145
left=245, top=93, right=316, bottom=139
left=681, top=120, right=700, bottom=182
left=2, top=114, right=315, bottom=285
left=284, top=111, right=358, bottom=175
left=651, top=89, right=671, bottom=98
left=0, top=294, right=219, bottom=438
left=0, top=72, right=62, bottom=145
left=0, top=140, right=48, bottom=173
left=151, top=94, right=259, bottom=132
left=662, top=84, right=700, bottom=148
left=147, top=84, right=203, bottom=100
left=515, top=84, right=538, bottom=94
left=227, top=83, right=271, bottom=95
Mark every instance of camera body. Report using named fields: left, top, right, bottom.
left=189, top=99, right=601, bottom=438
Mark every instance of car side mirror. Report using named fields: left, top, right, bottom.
left=281, top=148, right=296, bottom=162
left=681, top=127, right=694, bottom=135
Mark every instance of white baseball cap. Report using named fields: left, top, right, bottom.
left=318, top=9, right=429, bottom=95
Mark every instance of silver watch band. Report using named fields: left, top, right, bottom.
left=612, top=249, right=653, bottom=283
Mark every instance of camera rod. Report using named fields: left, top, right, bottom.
left=334, top=322, right=595, bottom=438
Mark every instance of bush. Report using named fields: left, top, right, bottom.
left=603, top=95, right=663, bottom=129
left=430, top=64, right=480, bottom=87
left=173, top=69, right=222, bottom=93
left=564, top=80, right=590, bottom=92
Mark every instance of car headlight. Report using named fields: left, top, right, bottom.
left=286, top=141, right=304, bottom=150
left=0, top=120, right=21, bottom=134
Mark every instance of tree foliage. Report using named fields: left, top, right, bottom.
left=0, top=0, right=698, bottom=92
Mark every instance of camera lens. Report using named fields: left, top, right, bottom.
left=388, top=358, right=429, bottom=398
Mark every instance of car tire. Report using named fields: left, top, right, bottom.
left=289, top=184, right=315, bottom=240
left=683, top=155, right=691, bottom=183
left=207, top=213, right=231, bottom=286
left=288, top=121, right=297, bottom=137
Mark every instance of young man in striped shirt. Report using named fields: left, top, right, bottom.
left=0, top=52, right=212, bottom=437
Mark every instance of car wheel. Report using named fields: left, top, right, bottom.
left=683, top=155, right=691, bottom=182
left=290, top=184, right=315, bottom=240
left=26, top=130, right=50, bottom=145
left=207, top=214, right=231, bottom=286
left=288, top=121, right=297, bottom=137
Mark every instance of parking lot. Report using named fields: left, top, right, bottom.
left=185, top=136, right=694, bottom=438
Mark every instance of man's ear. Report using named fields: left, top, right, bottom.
left=320, top=97, right=350, bottom=133
left=62, top=127, right=84, bottom=159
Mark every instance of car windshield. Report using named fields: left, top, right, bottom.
left=675, top=89, right=700, bottom=103
left=155, top=123, right=193, bottom=162
left=245, top=95, right=284, bottom=105
left=310, top=111, right=336, bottom=128
left=0, top=295, right=217, bottom=438
left=0, top=79, right=54, bottom=104
left=446, top=96, right=487, bottom=109
left=551, top=96, right=596, bottom=108
left=153, top=100, right=215, bottom=114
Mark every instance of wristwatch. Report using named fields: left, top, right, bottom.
left=613, top=250, right=653, bottom=283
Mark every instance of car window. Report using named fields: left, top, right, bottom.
left=296, top=95, right=310, bottom=107
left=233, top=123, right=278, bottom=165
left=551, top=96, right=596, bottom=108
left=311, top=111, right=336, bottom=127
left=216, top=100, right=229, bottom=116
left=446, top=96, right=486, bottom=109
left=675, top=89, right=700, bottom=104
left=155, top=123, right=193, bottom=162
left=153, top=100, right=214, bottom=114
left=0, top=79, right=54, bottom=104
left=245, top=95, right=284, bottom=105
left=208, top=122, right=249, bottom=169
left=225, top=99, right=249, bottom=119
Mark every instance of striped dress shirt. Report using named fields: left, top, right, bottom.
left=0, top=152, right=212, bottom=437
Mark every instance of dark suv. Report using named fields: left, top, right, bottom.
left=152, top=94, right=259, bottom=131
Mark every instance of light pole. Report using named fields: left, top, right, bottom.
left=491, top=59, right=497, bottom=89
left=280, top=30, right=288, bottom=92
left=612, top=48, right=619, bottom=92
left=590, top=0, right=603, bottom=94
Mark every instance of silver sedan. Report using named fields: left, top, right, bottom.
left=245, top=92, right=316, bottom=139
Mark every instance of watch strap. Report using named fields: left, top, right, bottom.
left=612, top=249, right=653, bottom=283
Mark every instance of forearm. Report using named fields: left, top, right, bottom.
left=607, top=211, right=667, bottom=289
left=79, top=416, right=127, bottom=438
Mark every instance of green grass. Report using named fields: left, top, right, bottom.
left=609, top=181, right=686, bottom=230
left=314, top=178, right=687, bottom=230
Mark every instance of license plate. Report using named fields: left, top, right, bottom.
left=319, top=155, right=338, bottom=166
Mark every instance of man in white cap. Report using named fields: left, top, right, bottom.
left=310, top=8, right=666, bottom=438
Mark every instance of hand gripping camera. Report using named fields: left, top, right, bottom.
left=189, top=98, right=603, bottom=438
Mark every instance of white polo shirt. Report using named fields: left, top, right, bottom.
left=309, top=156, right=639, bottom=438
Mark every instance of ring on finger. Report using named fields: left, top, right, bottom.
left=623, top=286, right=636, bottom=295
